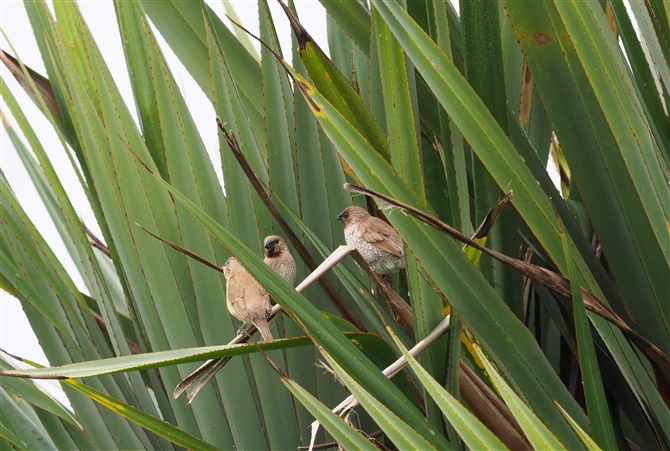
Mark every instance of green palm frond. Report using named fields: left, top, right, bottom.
left=2, top=0, right=668, bottom=449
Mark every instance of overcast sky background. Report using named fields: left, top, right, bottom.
left=1, top=0, right=558, bottom=407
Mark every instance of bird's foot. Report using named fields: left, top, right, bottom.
left=236, top=325, right=253, bottom=338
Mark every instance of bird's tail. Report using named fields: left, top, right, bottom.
left=255, top=320, right=274, bottom=342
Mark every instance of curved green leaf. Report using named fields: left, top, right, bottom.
left=562, top=227, right=617, bottom=449
left=389, top=331, right=510, bottom=450
left=278, top=376, right=380, bottom=451
left=63, top=379, right=220, bottom=451
left=281, top=3, right=390, bottom=163
left=555, top=402, right=604, bottom=451
left=140, top=0, right=264, bottom=122
left=0, top=334, right=367, bottom=380
left=287, top=61, right=586, bottom=448
left=0, top=388, right=56, bottom=451
left=371, top=0, right=566, bottom=271
left=505, top=0, right=669, bottom=352
left=475, top=346, right=568, bottom=451
left=137, top=163, right=452, bottom=449
left=317, top=0, right=370, bottom=55
left=0, top=357, right=77, bottom=426
left=321, top=354, right=444, bottom=450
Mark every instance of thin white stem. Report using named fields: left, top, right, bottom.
left=332, top=314, right=451, bottom=415
left=295, top=245, right=355, bottom=293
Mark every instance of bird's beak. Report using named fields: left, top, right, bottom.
left=336, top=213, right=344, bottom=222
left=264, top=240, right=275, bottom=252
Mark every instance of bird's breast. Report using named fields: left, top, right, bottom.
left=345, top=228, right=384, bottom=261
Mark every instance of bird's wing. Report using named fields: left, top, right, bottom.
left=358, top=219, right=404, bottom=257
left=226, top=276, right=249, bottom=317
left=248, top=286, right=272, bottom=319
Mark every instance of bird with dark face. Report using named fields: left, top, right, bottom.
left=263, top=235, right=297, bottom=286
left=336, top=206, right=404, bottom=274
left=222, top=257, right=273, bottom=342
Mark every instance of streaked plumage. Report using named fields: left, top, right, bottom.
left=336, top=206, right=404, bottom=274
left=222, top=257, right=273, bottom=342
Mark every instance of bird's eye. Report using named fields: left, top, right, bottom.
left=343, top=212, right=348, bottom=218
left=274, top=239, right=279, bottom=244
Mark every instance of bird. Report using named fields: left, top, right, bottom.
left=263, top=235, right=297, bottom=286
left=336, top=206, right=405, bottom=274
left=174, top=245, right=286, bottom=402
left=222, top=257, right=274, bottom=342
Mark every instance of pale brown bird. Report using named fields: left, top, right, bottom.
left=263, top=235, right=297, bottom=286
left=222, top=257, right=273, bottom=342
left=336, top=206, right=405, bottom=274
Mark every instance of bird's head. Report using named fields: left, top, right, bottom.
left=336, top=206, right=368, bottom=227
left=264, top=235, right=284, bottom=257
left=222, top=256, right=239, bottom=279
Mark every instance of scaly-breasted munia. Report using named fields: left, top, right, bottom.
left=223, top=257, right=273, bottom=342
left=263, top=235, right=297, bottom=286
left=336, top=206, right=405, bottom=274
